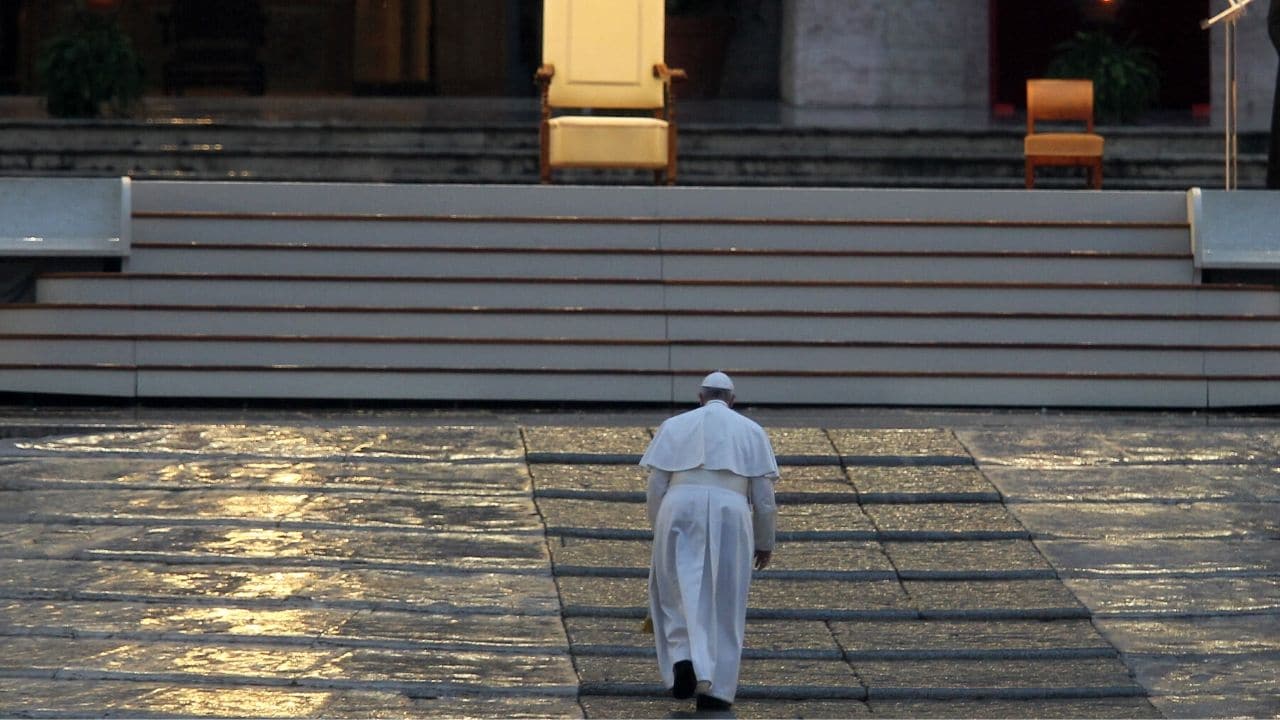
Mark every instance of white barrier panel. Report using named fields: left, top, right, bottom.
left=0, top=177, right=130, bottom=257
left=1188, top=187, right=1280, bottom=270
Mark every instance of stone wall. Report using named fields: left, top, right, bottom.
left=781, top=0, right=989, bottom=108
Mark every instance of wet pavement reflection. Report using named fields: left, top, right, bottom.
left=0, top=413, right=1274, bottom=718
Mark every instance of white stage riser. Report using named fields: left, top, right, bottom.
left=13, top=308, right=1280, bottom=345
left=7, top=338, right=1278, bottom=377
left=35, top=278, right=1280, bottom=315
left=3, top=369, right=1274, bottom=409
left=3, top=182, right=1278, bottom=408
left=123, top=248, right=1196, bottom=285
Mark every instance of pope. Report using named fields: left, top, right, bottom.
left=640, top=371, right=779, bottom=711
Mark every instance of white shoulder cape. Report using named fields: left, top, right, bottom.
left=640, top=400, right=779, bottom=478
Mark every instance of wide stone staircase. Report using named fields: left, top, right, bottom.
left=1, top=181, right=1278, bottom=407
left=524, top=424, right=1162, bottom=717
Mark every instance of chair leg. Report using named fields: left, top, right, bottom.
left=1091, top=161, right=1102, bottom=190
left=1025, top=160, right=1035, bottom=189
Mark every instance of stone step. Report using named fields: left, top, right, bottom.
left=0, top=121, right=1268, bottom=189
left=122, top=244, right=1196, bottom=284
left=12, top=306, right=1280, bottom=345
left=34, top=275, right=1280, bottom=315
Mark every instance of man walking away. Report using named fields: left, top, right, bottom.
left=640, top=371, right=779, bottom=712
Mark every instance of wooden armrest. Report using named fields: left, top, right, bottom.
left=653, top=63, right=688, bottom=82
left=534, top=64, right=555, bottom=85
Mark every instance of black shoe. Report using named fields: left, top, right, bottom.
left=672, top=660, right=696, bottom=699
left=695, top=694, right=732, bottom=711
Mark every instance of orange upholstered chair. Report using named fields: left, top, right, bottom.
left=535, top=0, right=685, bottom=185
left=1025, top=79, right=1104, bottom=189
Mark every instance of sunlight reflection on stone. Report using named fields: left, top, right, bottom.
left=133, top=686, right=331, bottom=718
left=203, top=528, right=307, bottom=557
left=139, top=606, right=331, bottom=637
left=232, top=570, right=318, bottom=599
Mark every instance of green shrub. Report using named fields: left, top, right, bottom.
left=1047, top=30, right=1160, bottom=124
left=37, top=12, right=145, bottom=118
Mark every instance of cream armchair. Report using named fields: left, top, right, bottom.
left=536, top=0, right=686, bottom=185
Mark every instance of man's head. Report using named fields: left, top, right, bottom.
left=698, top=371, right=735, bottom=406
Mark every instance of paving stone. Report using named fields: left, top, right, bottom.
left=868, top=697, right=1162, bottom=718
left=557, top=576, right=649, bottom=610
left=537, top=498, right=648, bottom=532
left=1149, top=693, right=1280, bottom=720
left=70, top=524, right=549, bottom=571
left=1094, top=615, right=1280, bottom=654
left=883, top=540, right=1052, bottom=574
left=2, top=523, right=138, bottom=559
left=0, top=600, right=345, bottom=640
left=529, top=464, right=647, bottom=495
left=863, top=504, right=1025, bottom=535
left=903, top=580, right=1085, bottom=614
left=1007, top=502, right=1279, bottom=540
left=575, top=654, right=862, bottom=690
left=0, top=458, right=531, bottom=493
left=19, top=424, right=525, bottom=461
left=304, top=646, right=578, bottom=691
left=291, top=492, right=544, bottom=531
left=563, top=616, right=659, bottom=650
left=297, top=569, right=562, bottom=615
left=329, top=608, right=569, bottom=651
left=778, top=504, right=877, bottom=534
left=848, top=465, right=998, bottom=499
left=1123, top=653, right=1280, bottom=696
left=405, top=694, right=585, bottom=719
left=1064, top=576, right=1280, bottom=616
left=522, top=426, right=652, bottom=455
left=0, top=635, right=336, bottom=679
left=563, top=617, right=839, bottom=657
left=766, top=427, right=839, bottom=456
left=957, top=429, right=1273, bottom=467
left=828, top=428, right=968, bottom=458
left=776, top=465, right=857, bottom=495
left=557, top=577, right=911, bottom=615
left=1037, top=539, right=1280, bottom=577
left=551, top=538, right=652, bottom=571
left=580, top=695, right=872, bottom=718
left=852, top=656, right=1139, bottom=691
left=24, top=558, right=559, bottom=615
left=749, top=580, right=912, bottom=614
left=831, top=619, right=1111, bottom=656
left=0, top=557, right=117, bottom=595
left=0, top=679, right=341, bottom=718
left=743, top=620, right=846, bottom=657
left=983, top=465, right=1280, bottom=503
left=765, top=541, right=894, bottom=575
left=5, top=488, right=549, bottom=531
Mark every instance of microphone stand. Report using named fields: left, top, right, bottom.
left=1202, top=0, right=1261, bottom=190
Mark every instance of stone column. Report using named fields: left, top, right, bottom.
left=1208, top=2, right=1277, bottom=130
left=781, top=0, right=989, bottom=108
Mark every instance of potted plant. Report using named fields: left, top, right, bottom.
left=37, top=2, right=145, bottom=118
left=665, top=0, right=734, bottom=99
left=1047, top=29, right=1159, bottom=124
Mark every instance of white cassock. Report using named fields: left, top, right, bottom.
left=640, top=399, right=779, bottom=704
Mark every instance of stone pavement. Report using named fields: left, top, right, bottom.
left=0, top=407, right=1274, bottom=719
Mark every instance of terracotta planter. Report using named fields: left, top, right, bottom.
left=664, top=14, right=734, bottom=99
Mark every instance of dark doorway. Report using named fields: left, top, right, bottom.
left=0, top=0, right=20, bottom=93
left=992, top=0, right=1210, bottom=115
